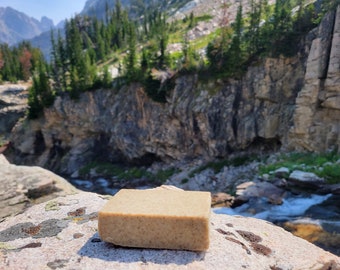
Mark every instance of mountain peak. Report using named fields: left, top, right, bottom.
left=0, top=6, right=54, bottom=45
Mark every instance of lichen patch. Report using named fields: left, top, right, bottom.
left=250, top=243, right=272, bottom=256
left=0, top=219, right=69, bottom=242
left=47, top=259, right=69, bottom=270
left=45, top=201, right=61, bottom=211
left=67, top=207, right=86, bottom=217
left=236, top=230, right=262, bottom=243
left=23, top=225, right=41, bottom=236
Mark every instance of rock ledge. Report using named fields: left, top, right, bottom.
left=0, top=191, right=339, bottom=270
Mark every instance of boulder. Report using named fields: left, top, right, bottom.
left=283, top=220, right=340, bottom=257
left=0, top=191, right=339, bottom=270
left=288, top=170, right=325, bottom=188
left=236, top=181, right=286, bottom=205
left=211, top=192, right=234, bottom=207
left=0, top=154, right=78, bottom=220
left=274, top=167, right=290, bottom=178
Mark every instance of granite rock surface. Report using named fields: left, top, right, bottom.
left=0, top=190, right=339, bottom=270
left=0, top=154, right=77, bottom=220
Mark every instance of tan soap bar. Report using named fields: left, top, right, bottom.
left=98, top=189, right=211, bottom=251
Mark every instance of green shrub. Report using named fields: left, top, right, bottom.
left=189, top=155, right=257, bottom=177
left=317, top=165, right=340, bottom=184
left=259, top=152, right=340, bottom=184
left=151, top=168, right=179, bottom=183
left=79, top=162, right=178, bottom=184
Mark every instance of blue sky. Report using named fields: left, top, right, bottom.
left=0, top=0, right=88, bottom=24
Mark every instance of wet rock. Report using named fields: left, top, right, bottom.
left=0, top=191, right=339, bottom=270
left=236, top=181, right=255, bottom=196
left=305, top=195, right=340, bottom=221
left=211, top=192, right=234, bottom=207
left=236, top=181, right=286, bottom=206
left=283, top=220, right=340, bottom=257
left=330, top=184, right=340, bottom=195
left=318, top=183, right=340, bottom=195
left=272, top=178, right=288, bottom=189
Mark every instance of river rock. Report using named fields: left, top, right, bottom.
left=0, top=154, right=78, bottom=220
left=235, top=181, right=286, bottom=205
left=0, top=191, right=339, bottom=270
left=288, top=170, right=325, bottom=188
left=211, top=192, right=234, bottom=207
left=283, top=220, right=340, bottom=257
left=274, top=167, right=290, bottom=178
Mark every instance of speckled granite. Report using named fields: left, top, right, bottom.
left=0, top=154, right=78, bottom=220
left=0, top=191, right=339, bottom=270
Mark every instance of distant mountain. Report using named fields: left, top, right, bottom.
left=81, top=0, right=130, bottom=18
left=81, top=0, right=191, bottom=19
left=0, top=7, right=54, bottom=45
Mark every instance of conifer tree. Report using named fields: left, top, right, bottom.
left=102, top=66, right=112, bottom=88
left=140, top=48, right=149, bottom=73
left=227, top=3, right=244, bottom=74
left=182, top=34, right=197, bottom=71
left=206, top=0, right=232, bottom=71
left=124, top=23, right=138, bottom=80
left=27, top=76, right=43, bottom=119
left=246, top=0, right=263, bottom=55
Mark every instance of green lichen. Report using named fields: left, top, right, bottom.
left=45, top=201, right=60, bottom=211
left=0, top=242, right=15, bottom=250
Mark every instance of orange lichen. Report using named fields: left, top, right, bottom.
left=67, top=207, right=86, bottom=217
left=22, top=225, right=41, bottom=236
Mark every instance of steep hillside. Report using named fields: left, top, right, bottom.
left=0, top=7, right=54, bottom=45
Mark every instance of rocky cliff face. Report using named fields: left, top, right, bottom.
left=0, top=84, right=28, bottom=138
left=289, top=6, right=340, bottom=153
left=6, top=7, right=340, bottom=175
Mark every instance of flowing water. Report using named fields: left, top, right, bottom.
left=214, top=193, right=340, bottom=256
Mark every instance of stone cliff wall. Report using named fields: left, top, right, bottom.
left=6, top=7, right=340, bottom=175
left=0, top=84, right=27, bottom=137
left=289, top=6, right=340, bottom=152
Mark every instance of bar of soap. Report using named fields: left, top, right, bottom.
left=98, top=189, right=211, bottom=251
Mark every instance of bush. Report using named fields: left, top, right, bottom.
left=259, top=152, right=340, bottom=184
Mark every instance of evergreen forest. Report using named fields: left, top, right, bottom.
left=0, top=0, right=338, bottom=119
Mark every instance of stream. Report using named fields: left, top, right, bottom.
left=215, top=192, right=340, bottom=256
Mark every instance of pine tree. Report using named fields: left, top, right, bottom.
left=182, top=34, right=197, bottom=71
left=206, top=0, right=232, bottom=71
left=156, top=13, right=169, bottom=69
left=246, top=0, right=263, bottom=55
left=140, top=48, right=149, bottom=73
left=102, top=66, right=112, bottom=88
left=27, top=76, right=43, bottom=119
left=38, top=63, right=55, bottom=107
left=124, top=23, right=138, bottom=80
left=27, top=62, right=55, bottom=119
left=227, top=3, right=244, bottom=74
